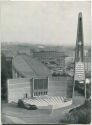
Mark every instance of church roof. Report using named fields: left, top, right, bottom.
left=13, top=54, right=50, bottom=78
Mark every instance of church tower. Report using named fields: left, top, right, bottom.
left=74, top=12, right=85, bottom=83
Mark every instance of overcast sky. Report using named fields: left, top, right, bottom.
left=1, top=1, right=91, bottom=46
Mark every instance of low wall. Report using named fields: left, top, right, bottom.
left=38, top=100, right=72, bottom=110
left=52, top=100, right=72, bottom=109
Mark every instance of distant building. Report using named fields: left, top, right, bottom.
left=17, top=49, right=31, bottom=56
left=65, top=56, right=75, bottom=69
left=65, top=56, right=74, bottom=76
left=84, top=56, right=91, bottom=75
left=33, top=51, right=65, bottom=74
left=84, top=48, right=91, bottom=76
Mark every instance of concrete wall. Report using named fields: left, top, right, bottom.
left=7, top=78, right=33, bottom=103
left=7, top=77, right=48, bottom=103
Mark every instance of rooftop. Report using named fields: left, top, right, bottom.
left=13, top=54, right=50, bottom=78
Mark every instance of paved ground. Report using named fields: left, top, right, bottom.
left=1, top=95, right=85, bottom=124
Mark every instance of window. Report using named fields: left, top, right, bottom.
left=38, top=79, right=43, bottom=89
left=34, top=79, right=38, bottom=89
left=36, top=92, right=37, bottom=96
left=43, top=79, right=48, bottom=89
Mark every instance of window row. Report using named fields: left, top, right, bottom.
left=34, top=79, right=48, bottom=89
left=34, top=91, right=47, bottom=96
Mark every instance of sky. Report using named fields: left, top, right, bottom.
left=1, top=1, right=91, bottom=46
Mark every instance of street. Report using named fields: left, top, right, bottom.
left=2, top=95, right=85, bottom=124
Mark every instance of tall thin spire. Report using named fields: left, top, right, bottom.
left=75, top=12, right=84, bottom=62
left=73, top=12, right=86, bottom=99
left=74, top=12, right=85, bottom=82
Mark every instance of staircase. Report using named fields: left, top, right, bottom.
left=23, top=96, right=72, bottom=109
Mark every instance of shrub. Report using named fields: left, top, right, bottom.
left=59, top=100, right=91, bottom=124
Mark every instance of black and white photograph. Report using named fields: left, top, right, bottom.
left=1, top=1, right=91, bottom=124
